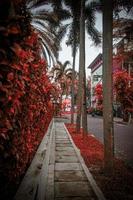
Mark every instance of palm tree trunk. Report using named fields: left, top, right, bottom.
left=81, top=0, right=87, bottom=135
left=71, top=44, right=76, bottom=124
left=82, top=60, right=88, bottom=135
left=76, top=0, right=87, bottom=134
left=103, top=0, right=114, bottom=174
left=76, top=77, right=82, bottom=132
left=76, top=3, right=83, bottom=132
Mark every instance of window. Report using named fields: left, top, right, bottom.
left=93, top=75, right=102, bottom=82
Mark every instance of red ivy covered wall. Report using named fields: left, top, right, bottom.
left=0, top=1, right=56, bottom=198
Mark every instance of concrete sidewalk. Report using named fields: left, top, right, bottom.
left=14, top=118, right=106, bottom=200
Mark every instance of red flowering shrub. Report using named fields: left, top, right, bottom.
left=65, top=124, right=104, bottom=166
left=0, top=2, right=57, bottom=198
left=113, top=70, right=133, bottom=121
left=94, top=83, right=103, bottom=106
left=93, top=83, right=103, bottom=115
left=65, top=123, right=133, bottom=200
left=93, top=70, right=133, bottom=119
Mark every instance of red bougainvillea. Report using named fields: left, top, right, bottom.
left=94, top=83, right=103, bottom=112
left=113, top=70, right=133, bottom=120
left=65, top=124, right=104, bottom=166
left=65, top=123, right=133, bottom=200
left=0, top=2, right=58, bottom=199
left=93, top=69, right=133, bottom=119
left=0, top=30, right=55, bottom=181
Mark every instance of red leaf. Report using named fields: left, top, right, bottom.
left=7, top=72, right=14, bottom=81
left=8, top=26, right=20, bottom=34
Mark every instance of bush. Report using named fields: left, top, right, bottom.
left=0, top=4, right=57, bottom=199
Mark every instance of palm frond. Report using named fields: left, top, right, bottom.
left=33, top=12, right=59, bottom=27
left=55, top=24, right=70, bottom=43
left=35, top=25, right=59, bottom=61
left=85, top=3, right=101, bottom=45
left=63, top=60, right=71, bottom=68
left=86, top=23, right=101, bottom=45
left=50, top=0, right=62, bottom=11
left=55, top=9, right=71, bottom=21
left=39, top=37, right=56, bottom=65
left=26, top=0, right=49, bottom=9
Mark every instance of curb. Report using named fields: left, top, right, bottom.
left=64, top=123, right=106, bottom=200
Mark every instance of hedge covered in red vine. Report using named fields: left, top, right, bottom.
left=0, top=1, right=57, bottom=198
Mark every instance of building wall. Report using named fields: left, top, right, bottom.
left=91, top=64, right=102, bottom=107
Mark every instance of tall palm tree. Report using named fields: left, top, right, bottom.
left=103, top=0, right=133, bottom=174
left=92, top=0, right=133, bottom=174
left=65, top=0, right=80, bottom=123
left=76, top=0, right=86, bottom=133
left=77, top=0, right=101, bottom=133
left=52, top=60, right=72, bottom=107
left=64, top=0, right=101, bottom=124
left=103, top=0, right=114, bottom=174
left=26, top=1, right=100, bottom=128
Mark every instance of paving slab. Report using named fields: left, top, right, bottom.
left=56, top=143, right=72, bottom=147
left=56, top=142, right=70, bottom=144
left=55, top=170, right=87, bottom=182
left=56, top=141, right=71, bottom=144
left=56, top=150, right=76, bottom=156
left=56, top=137, right=69, bottom=140
left=55, top=182, right=92, bottom=197
left=55, top=155, right=79, bottom=163
left=56, top=132, right=68, bottom=134
left=56, top=130, right=66, bottom=132
left=55, top=163, right=82, bottom=171
left=56, top=146, right=74, bottom=151
left=55, top=197, right=95, bottom=200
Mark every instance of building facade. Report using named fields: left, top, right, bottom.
left=88, top=39, right=133, bottom=109
left=88, top=53, right=103, bottom=107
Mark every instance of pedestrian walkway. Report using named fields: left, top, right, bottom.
left=14, top=118, right=106, bottom=200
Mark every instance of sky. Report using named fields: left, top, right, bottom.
left=58, top=13, right=103, bottom=77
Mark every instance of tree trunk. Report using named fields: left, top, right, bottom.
left=76, top=0, right=87, bottom=135
left=103, top=0, right=114, bottom=174
left=71, top=45, right=76, bottom=124
left=81, top=0, right=87, bottom=135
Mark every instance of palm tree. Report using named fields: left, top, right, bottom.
left=25, top=1, right=100, bottom=127
left=102, top=0, right=114, bottom=174
left=64, top=0, right=101, bottom=124
left=92, top=0, right=133, bottom=174
left=76, top=0, right=86, bottom=133
left=65, top=1, right=80, bottom=123
left=52, top=60, right=72, bottom=108
left=77, top=0, right=101, bottom=133
left=26, top=0, right=70, bottom=66
left=103, top=0, right=133, bottom=174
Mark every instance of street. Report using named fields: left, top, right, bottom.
left=65, top=113, right=133, bottom=166
left=87, top=115, right=133, bottom=166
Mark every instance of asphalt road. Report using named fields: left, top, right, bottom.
left=65, top=113, right=133, bottom=166
left=87, top=115, right=133, bottom=166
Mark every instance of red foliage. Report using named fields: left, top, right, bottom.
left=65, top=123, right=104, bottom=166
left=113, top=70, right=133, bottom=111
left=65, top=123, right=133, bottom=200
left=0, top=29, right=57, bottom=188
left=93, top=70, right=133, bottom=116
left=94, top=83, right=103, bottom=111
